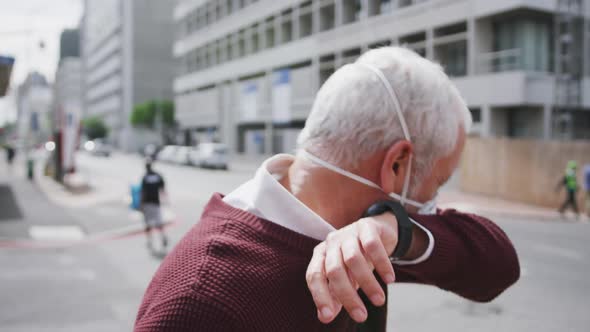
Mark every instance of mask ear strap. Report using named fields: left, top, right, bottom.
left=299, top=150, right=383, bottom=191
left=356, top=63, right=411, bottom=141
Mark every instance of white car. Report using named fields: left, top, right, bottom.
left=172, top=146, right=192, bottom=165
left=189, top=143, right=229, bottom=170
left=84, top=139, right=112, bottom=157
left=156, top=145, right=179, bottom=162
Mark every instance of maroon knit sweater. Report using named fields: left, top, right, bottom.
left=135, top=194, right=519, bottom=331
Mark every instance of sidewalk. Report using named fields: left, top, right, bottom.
left=0, top=154, right=176, bottom=245
left=0, top=158, right=82, bottom=241
left=438, top=189, right=588, bottom=222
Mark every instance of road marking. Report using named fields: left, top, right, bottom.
left=532, top=244, right=584, bottom=261
left=0, top=219, right=179, bottom=249
left=29, top=225, right=85, bottom=241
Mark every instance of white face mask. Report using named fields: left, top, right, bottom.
left=300, top=62, right=438, bottom=215
left=300, top=150, right=438, bottom=214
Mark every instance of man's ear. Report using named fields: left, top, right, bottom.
left=380, top=141, right=413, bottom=193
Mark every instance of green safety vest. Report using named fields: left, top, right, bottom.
left=565, top=170, right=577, bottom=191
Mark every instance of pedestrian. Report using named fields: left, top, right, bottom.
left=5, top=144, right=15, bottom=165
left=584, top=163, right=590, bottom=217
left=557, top=160, right=579, bottom=219
left=135, top=47, right=519, bottom=332
left=140, top=160, right=168, bottom=251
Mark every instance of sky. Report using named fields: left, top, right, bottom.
left=0, top=0, right=83, bottom=125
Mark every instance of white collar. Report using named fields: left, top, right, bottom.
left=223, top=154, right=336, bottom=241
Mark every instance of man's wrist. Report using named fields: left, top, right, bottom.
left=370, top=212, right=398, bottom=256
left=403, top=224, right=428, bottom=261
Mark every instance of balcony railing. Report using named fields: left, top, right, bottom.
left=477, top=49, right=522, bottom=74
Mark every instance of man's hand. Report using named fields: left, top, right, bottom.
left=305, top=213, right=398, bottom=324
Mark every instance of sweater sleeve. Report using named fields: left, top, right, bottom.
left=395, top=209, right=520, bottom=302
left=134, top=295, right=239, bottom=332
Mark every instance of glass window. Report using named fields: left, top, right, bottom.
left=470, top=108, right=482, bottom=123
left=342, top=0, right=361, bottom=24
left=380, top=0, right=393, bottom=14
left=493, top=17, right=552, bottom=72
left=435, top=40, right=467, bottom=77
left=251, top=25, right=260, bottom=53
left=320, top=2, right=335, bottom=31
left=281, top=11, right=293, bottom=43
left=299, top=12, right=312, bottom=37
left=265, top=18, right=276, bottom=48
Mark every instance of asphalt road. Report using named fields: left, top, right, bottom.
left=0, top=152, right=588, bottom=331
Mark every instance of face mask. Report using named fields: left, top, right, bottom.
left=300, top=150, right=438, bottom=214
left=300, top=62, right=438, bottom=215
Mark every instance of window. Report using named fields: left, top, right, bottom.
left=217, top=40, right=224, bottom=64
left=380, top=0, right=393, bottom=14
left=265, top=17, right=276, bottom=48
left=320, top=1, right=335, bottom=32
left=367, top=0, right=380, bottom=16
left=435, top=22, right=467, bottom=37
left=493, top=17, right=552, bottom=72
left=280, top=10, right=293, bottom=43
left=208, top=44, right=217, bottom=66
left=342, top=48, right=361, bottom=65
left=251, top=25, right=260, bottom=53
left=399, top=32, right=426, bottom=57
left=238, top=31, right=246, bottom=56
left=227, top=42, right=234, bottom=61
left=342, top=0, right=361, bottom=24
left=299, top=2, right=313, bottom=38
left=436, top=41, right=467, bottom=76
left=434, top=23, right=468, bottom=77
left=469, top=108, right=481, bottom=123
left=369, top=39, right=392, bottom=49
left=320, top=54, right=336, bottom=84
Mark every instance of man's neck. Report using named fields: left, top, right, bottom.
left=279, top=157, right=387, bottom=230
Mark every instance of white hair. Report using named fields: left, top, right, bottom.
left=297, top=46, right=472, bottom=182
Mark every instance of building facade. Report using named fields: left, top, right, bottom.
left=81, top=0, right=176, bottom=151
left=173, top=0, right=590, bottom=155
left=16, top=72, right=53, bottom=147
left=59, top=29, right=80, bottom=62
left=0, top=55, right=15, bottom=97
left=54, top=58, right=82, bottom=173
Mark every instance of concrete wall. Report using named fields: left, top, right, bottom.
left=460, top=137, right=590, bottom=208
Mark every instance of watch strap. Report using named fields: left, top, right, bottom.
left=363, top=200, right=414, bottom=260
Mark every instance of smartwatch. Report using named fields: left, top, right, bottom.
left=363, top=200, right=414, bottom=261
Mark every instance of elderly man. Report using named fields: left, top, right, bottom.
left=135, top=47, right=519, bottom=332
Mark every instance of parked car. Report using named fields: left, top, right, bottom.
left=189, top=143, right=229, bottom=170
left=156, top=145, right=179, bottom=162
left=84, top=139, right=112, bottom=157
left=172, top=146, right=192, bottom=165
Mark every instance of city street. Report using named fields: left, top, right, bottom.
left=1, top=152, right=589, bottom=331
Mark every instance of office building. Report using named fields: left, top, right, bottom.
left=173, top=0, right=590, bottom=155
left=81, top=0, right=176, bottom=151
left=0, top=55, right=15, bottom=97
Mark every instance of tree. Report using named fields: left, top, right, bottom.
left=130, top=100, right=175, bottom=128
left=82, top=116, right=109, bottom=140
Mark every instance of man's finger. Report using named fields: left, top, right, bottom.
left=325, top=243, right=367, bottom=323
left=341, top=237, right=385, bottom=306
left=306, top=243, right=338, bottom=324
left=358, top=221, right=396, bottom=285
